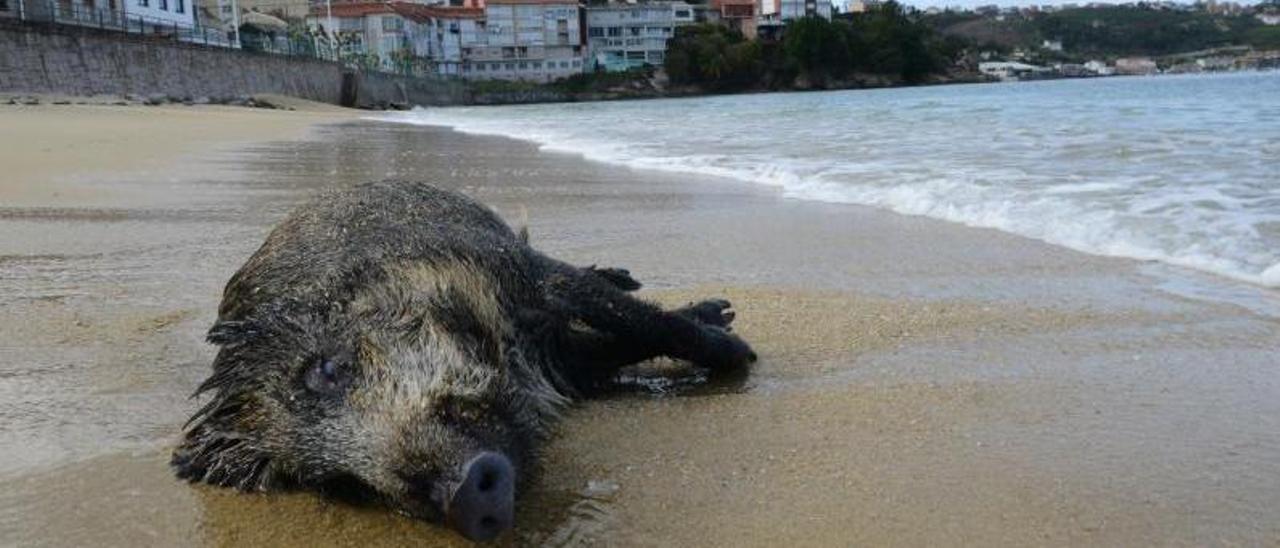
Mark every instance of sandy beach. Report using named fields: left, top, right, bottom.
left=1, top=102, right=1278, bottom=546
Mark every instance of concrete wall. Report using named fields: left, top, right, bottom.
left=0, top=21, right=344, bottom=101
left=0, top=20, right=572, bottom=106
left=351, top=69, right=468, bottom=108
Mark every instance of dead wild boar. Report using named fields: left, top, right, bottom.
left=173, top=180, right=755, bottom=542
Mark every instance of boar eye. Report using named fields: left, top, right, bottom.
left=304, top=358, right=350, bottom=395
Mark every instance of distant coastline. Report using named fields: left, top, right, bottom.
left=6, top=0, right=1278, bottom=108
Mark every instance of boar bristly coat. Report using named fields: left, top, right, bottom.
left=173, top=180, right=755, bottom=542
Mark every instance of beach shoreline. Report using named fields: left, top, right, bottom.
left=1, top=107, right=1277, bottom=546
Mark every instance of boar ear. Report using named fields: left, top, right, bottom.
left=173, top=408, right=275, bottom=491
left=207, top=320, right=258, bottom=346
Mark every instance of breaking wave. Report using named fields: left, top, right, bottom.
left=379, top=72, right=1280, bottom=288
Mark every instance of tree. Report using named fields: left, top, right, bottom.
left=783, top=16, right=851, bottom=81
left=845, top=1, right=941, bottom=82
left=665, top=24, right=763, bottom=90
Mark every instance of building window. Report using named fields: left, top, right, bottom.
left=626, top=51, right=645, bottom=60
left=383, top=17, right=403, bottom=32
left=588, top=27, right=603, bottom=37
left=138, top=0, right=148, bottom=7
left=175, top=0, right=183, bottom=13
left=158, top=0, right=166, bottom=9
left=606, top=26, right=621, bottom=37
left=505, top=63, right=514, bottom=70
left=629, top=26, right=640, bottom=36
left=532, top=61, right=541, bottom=68
left=675, top=9, right=690, bottom=17
left=572, top=60, right=580, bottom=67
left=518, top=62, right=527, bottom=69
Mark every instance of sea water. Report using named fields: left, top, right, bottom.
left=384, top=72, right=1280, bottom=288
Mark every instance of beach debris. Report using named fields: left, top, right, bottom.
left=582, top=479, right=621, bottom=500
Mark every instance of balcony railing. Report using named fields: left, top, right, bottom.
left=4, top=0, right=236, bottom=47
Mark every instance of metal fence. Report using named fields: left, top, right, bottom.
left=3, top=0, right=237, bottom=47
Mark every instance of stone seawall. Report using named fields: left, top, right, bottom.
left=0, top=21, right=568, bottom=107
left=0, top=20, right=344, bottom=103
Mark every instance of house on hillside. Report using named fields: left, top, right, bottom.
left=704, top=0, right=756, bottom=38
left=1114, top=57, right=1158, bottom=75
left=773, top=0, right=831, bottom=20
left=978, top=61, right=1050, bottom=81
left=585, top=2, right=694, bottom=72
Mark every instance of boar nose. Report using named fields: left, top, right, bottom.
left=446, top=451, right=515, bottom=542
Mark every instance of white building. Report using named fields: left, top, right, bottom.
left=773, top=0, right=832, bottom=20
left=978, top=61, right=1049, bottom=81
left=1083, top=59, right=1113, bottom=75
left=15, top=0, right=198, bottom=29
left=585, top=2, right=694, bottom=72
left=128, top=0, right=197, bottom=27
left=464, top=0, right=585, bottom=82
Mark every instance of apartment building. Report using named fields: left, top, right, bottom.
left=308, top=0, right=591, bottom=82
left=584, top=1, right=694, bottom=72
left=416, top=5, right=486, bottom=77
left=456, top=0, right=585, bottom=81
left=306, top=2, right=422, bottom=70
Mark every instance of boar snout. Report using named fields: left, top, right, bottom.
left=444, top=451, right=515, bottom=542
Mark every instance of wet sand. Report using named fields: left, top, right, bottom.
left=1, top=107, right=1278, bottom=546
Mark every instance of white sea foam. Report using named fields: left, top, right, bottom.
left=377, top=73, right=1280, bottom=288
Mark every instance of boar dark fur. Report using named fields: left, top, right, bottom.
left=173, top=180, right=754, bottom=529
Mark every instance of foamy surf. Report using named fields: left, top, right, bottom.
left=375, top=72, right=1280, bottom=289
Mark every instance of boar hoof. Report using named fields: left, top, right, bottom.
left=696, top=325, right=756, bottom=371
left=681, top=298, right=736, bottom=328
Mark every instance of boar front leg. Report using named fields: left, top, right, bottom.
left=540, top=265, right=755, bottom=373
